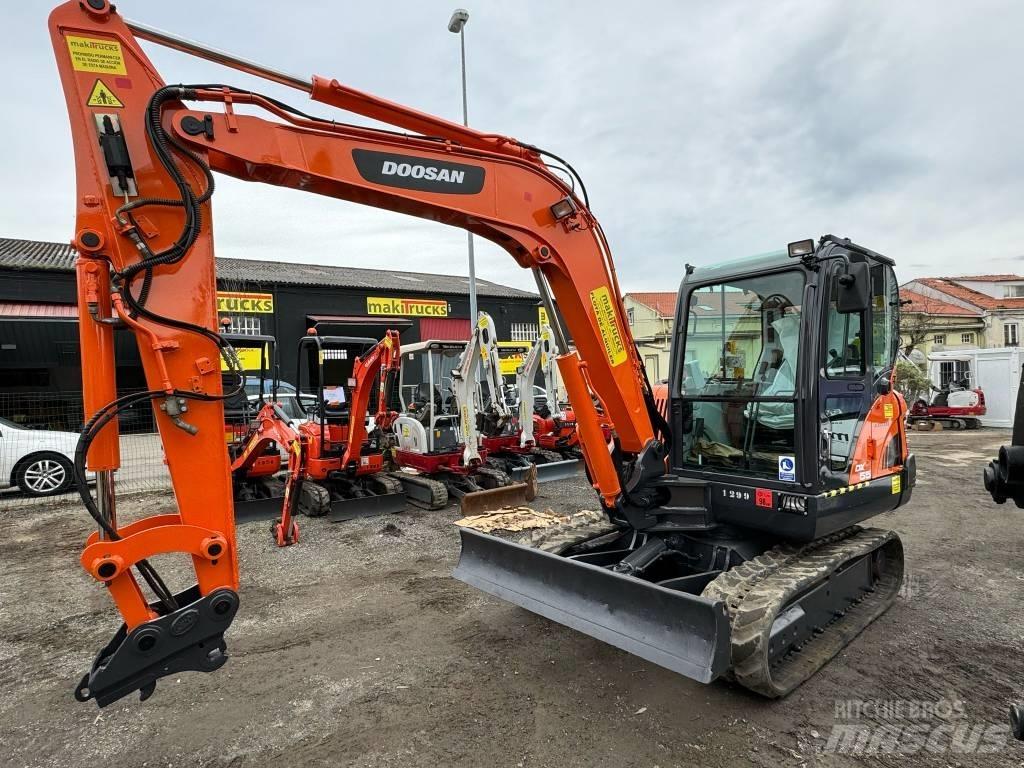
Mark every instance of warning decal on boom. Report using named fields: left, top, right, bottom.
left=66, top=35, right=127, bottom=75
left=589, top=286, right=627, bottom=367
left=86, top=79, right=123, bottom=108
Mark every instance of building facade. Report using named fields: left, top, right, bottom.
left=901, top=274, right=1024, bottom=354
left=0, top=238, right=543, bottom=396
left=623, top=292, right=676, bottom=382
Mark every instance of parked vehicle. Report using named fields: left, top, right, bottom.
left=0, top=416, right=80, bottom=496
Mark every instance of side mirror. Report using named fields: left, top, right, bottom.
left=837, top=261, right=871, bottom=314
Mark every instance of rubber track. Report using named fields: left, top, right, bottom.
left=369, top=473, right=404, bottom=497
left=702, top=526, right=904, bottom=698
left=299, top=481, right=331, bottom=518
left=387, top=473, right=448, bottom=510
left=474, top=466, right=512, bottom=488
left=529, top=448, right=565, bottom=464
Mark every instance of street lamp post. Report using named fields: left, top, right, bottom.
left=448, top=8, right=477, bottom=327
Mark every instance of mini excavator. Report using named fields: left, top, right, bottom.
left=50, top=0, right=913, bottom=707
left=516, top=323, right=611, bottom=459
left=461, top=313, right=578, bottom=482
left=229, top=330, right=405, bottom=546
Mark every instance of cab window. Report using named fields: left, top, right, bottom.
left=871, top=264, right=899, bottom=371
left=825, top=270, right=865, bottom=378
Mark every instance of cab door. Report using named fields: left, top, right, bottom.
left=818, top=258, right=902, bottom=489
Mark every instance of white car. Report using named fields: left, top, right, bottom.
left=0, top=416, right=80, bottom=497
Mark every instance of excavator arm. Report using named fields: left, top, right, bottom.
left=48, top=0, right=662, bottom=706
left=451, top=319, right=486, bottom=467
left=229, top=402, right=306, bottom=547
left=518, top=325, right=560, bottom=447
left=339, top=330, right=401, bottom=469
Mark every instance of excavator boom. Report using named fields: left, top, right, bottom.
left=50, top=0, right=658, bottom=706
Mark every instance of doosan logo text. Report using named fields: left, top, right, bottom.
left=380, top=160, right=465, bottom=184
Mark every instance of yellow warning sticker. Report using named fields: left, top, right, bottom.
left=66, top=35, right=127, bottom=75
left=589, top=285, right=627, bottom=367
left=883, top=403, right=894, bottom=420
left=891, top=474, right=902, bottom=495
left=86, top=79, right=123, bottom=108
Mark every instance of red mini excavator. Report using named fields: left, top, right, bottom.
left=229, top=400, right=308, bottom=546
left=51, top=0, right=914, bottom=708
left=227, top=330, right=405, bottom=545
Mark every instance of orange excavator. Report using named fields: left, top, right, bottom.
left=51, top=0, right=915, bottom=708
left=229, top=330, right=404, bottom=546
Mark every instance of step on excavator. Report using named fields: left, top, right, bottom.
left=389, top=332, right=536, bottom=513
left=465, top=313, right=579, bottom=483
left=50, top=0, right=913, bottom=707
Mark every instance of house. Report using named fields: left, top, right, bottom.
left=901, top=274, right=1024, bottom=353
left=898, top=288, right=985, bottom=357
left=623, top=292, right=676, bottom=381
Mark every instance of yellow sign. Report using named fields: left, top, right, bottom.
left=86, top=79, right=123, bottom=108
left=217, top=291, right=274, bottom=314
left=367, top=296, right=448, bottom=317
left=67, top=35, right=127, bottom=75
left=883, top=403, right=894, bottom=420
left=538, top=306, right=549, bottom=327
left=589, top=285, right=627, bottom=367
left=891, top=475, right=901, bottom=495
left=221, top=345, right=269, bottom=372
left=498, top=341, right=531, bottom=376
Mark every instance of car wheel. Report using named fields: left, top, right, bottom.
left=15, top=452, right=75, bottom=497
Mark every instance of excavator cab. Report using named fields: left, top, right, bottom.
left=456, top=236, right=914, bottom=697
left=297, top=335, right=378, bottom=437
left=674, top=239, right=908, bottom=507
left=221, top=333, right=277, bottom=445
left=394, top=340, right=466, bottom=454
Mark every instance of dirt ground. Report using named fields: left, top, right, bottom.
left=3, top=430, right=1024, bottom=768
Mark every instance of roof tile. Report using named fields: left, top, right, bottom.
left=914, top=277, right=1024, bottom=311
left=625, top=292, right=677, bottom=316
left=0, top=237, right=537, bottom=299
left=899, top=288, right=982, bottom=317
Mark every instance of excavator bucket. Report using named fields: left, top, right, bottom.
left=327, top=492, right=406, bottom=522
left=453, top=528, right=732, bottom=683
left=509, top=458, right=579, bottom=484
left=458, top=465, right=538, bottom=517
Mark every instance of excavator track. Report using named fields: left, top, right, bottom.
left=388, top=472, right=449, bottom=510
left=529, top=448, right=566, bottom=464
left=475, top=466, right=513, bottom=488
left=368, top=473, right=405, bottom=497
left=298, top=481, right=332, bottom=517
left=702, top=526, right=904, bottom=698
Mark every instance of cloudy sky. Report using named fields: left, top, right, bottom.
left=6, top=0, right=1023, bottom=292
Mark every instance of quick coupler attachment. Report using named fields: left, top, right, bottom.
left=74, top=585, right=239, bottom=708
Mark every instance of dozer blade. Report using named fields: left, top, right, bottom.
left=233, top=497, right=285, bottom=524
left=510, top=458, right=579, bottom=484
left=454, top=529, right=732, bottom=683
left=328, top=492, right=406, bottom=523
left=458, top=481, right=533, bottom=517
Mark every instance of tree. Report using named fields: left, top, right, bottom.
left=900, top=293, right=948, bottom=356
left=894, top=358, right=931, bottom=405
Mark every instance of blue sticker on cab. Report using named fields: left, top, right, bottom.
left=778, top=455, right=796, bottom=482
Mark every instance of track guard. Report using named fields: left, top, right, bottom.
left=74, top=585, right=239, bottom=708
left=454, top=529, right=731, bottom=683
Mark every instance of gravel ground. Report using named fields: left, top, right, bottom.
left=2, top=430, right=1023, bottom=767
